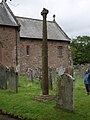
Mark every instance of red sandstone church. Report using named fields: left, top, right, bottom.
left=0, top=1, right=71, bottom=73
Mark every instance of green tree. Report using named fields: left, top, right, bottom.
left=70, top=36, right=90, bottom=65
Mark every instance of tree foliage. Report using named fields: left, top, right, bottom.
left=70, top=36, right=90, bottom=65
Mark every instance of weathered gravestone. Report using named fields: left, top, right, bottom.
left=33, top=68, right=40, bottom=81
left=0, top=64, right=7, bottom=89
left=38, top=67, right=42, bottom=81
left=26, top=68, right=42, bottom=81
left=8, top=67, right=18, bottom=93
left=26, top=68, right=33, bottom=81
left=56, top=66, right=74, bottom=112
left=74, top=64, right=90, bottom=79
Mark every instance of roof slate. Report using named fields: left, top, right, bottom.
left=17, top=17, right=70, bottom=41
left=0, top=1, right=18, bottom=27
left=0, top=1, right=70, bottom=41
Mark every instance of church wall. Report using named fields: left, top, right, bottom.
left=0, top=26, right=17, bottom=68
left=0, top=26, right=70, bottom=74
left=19, top=38, right=70, bottom=73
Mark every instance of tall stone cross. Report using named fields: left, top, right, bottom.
left=41, top=8, right=49, bottom=95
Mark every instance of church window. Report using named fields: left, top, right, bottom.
left=26, top=45, right=29, bottom=56
left=57, top=46, right=63, bottom=57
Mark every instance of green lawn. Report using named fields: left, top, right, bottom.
left=0, top=76, right=90, bottom=120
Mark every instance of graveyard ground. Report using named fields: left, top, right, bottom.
left=0, top=76, right=90, bottom=120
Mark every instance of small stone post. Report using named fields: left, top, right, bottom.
left=41, top=8, right=49, bottom=95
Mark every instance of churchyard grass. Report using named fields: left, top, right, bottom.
left=0, top=75, right=90, bottom=120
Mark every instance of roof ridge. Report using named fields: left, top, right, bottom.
left=54, top=21, right=70, bottom=40
left=16, top=16, right=54, bottom=23
left=16, top=16, right=42, bottom=21
left=3, top=1, right=20, bottom=27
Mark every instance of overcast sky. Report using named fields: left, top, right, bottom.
left=1, top=0, right=90, bottom=38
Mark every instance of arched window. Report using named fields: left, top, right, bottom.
left=0, top=42, right=3, bottom=63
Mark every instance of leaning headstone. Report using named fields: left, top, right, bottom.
left=0, top=64, right=7, bottom=89
left=8, top=67, right=17, bottom=93
left=56, top=67, right=74, bottom=112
